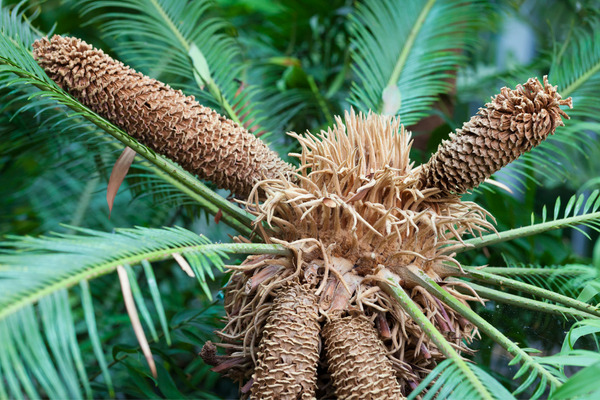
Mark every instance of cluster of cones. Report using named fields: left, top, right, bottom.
left=33, top=35, right=572, bottom=399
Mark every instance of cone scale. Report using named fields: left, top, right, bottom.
left=250, top=283, right=320, bottom=400
left=322, top=313, right=404, bottom=399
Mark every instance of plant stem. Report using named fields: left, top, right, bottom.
left=378, top=270, right=494, bottom=400
left=460, top=267, right=600, bottom=318
left=479, top=267, right=591, bottom=276
left=405, top=265, right=562, bottom=390
left=449, top=279, right=599, bottom=320
left=457, top=211, right=600, bottom=253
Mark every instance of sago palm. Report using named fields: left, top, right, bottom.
left=1, top=0, right=600, bottom=399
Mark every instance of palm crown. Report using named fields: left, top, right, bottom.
left=1, top=1, right=600, bottom=399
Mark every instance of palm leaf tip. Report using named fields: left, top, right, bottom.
left=420, top=76, right=573, bottom=195
left=31, top=35, right=295, bottom=199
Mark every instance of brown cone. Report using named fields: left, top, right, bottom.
left=420, top=76, right=572, bottom=194
left=32, top=35, right=294, bottom=198
left=250, top=283, right=320, bottom=400
left=322, top=313, right=404, bottom=399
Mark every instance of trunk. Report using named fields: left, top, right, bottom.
left=251, top=283, right=320, bottom=400
left=322, top=313, right=405, bottom=399
left=33, top=35, right=294, bottom=198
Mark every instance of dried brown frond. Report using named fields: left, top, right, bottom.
left=420, top=76, right=573, bottom=194
left=32, top=35, right=294, bottom=198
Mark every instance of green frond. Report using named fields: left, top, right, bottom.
left=550, top=22, right=600, bottom=117
left=405, top=266, right=563, bottom=399
left=509, top=22, right=600, bottom=186
left=479, top=264, right=598, bottom=301
left=0, top=226, right=287, bottom=398
left=562, top=319, right=600, bottom=352
left=237, top=33, right=340, bottom=137
left=0, top=1, right=42, bottom=55
left=379, top=270, right=495, bottom=400
left=550, top=361, right=600, bottom=400
left=0, top=225, right=288, bottom=321
left=511, top=120, right=595, bottom=187
left=457, top=267, right=600, bottom=319
left=535, top=349, right=600, bottom=380
left=0, top=295, right=90, bottom=400
left=408, top=359, right=516, bottom=400
left=460, top=192, right=600, bottom=252
left=349, top=0, right=490, bottom=124
left=79, top=280, right=114, bottom=397
left=455, top=280, right=597, bottom=320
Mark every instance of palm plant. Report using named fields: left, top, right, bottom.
left=2, top=0, right=600, bottom=399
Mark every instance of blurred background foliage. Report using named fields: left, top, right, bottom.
left=1, top=0, right=600, bottom=398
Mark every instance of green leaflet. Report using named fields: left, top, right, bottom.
left=349, top=0, right=490, bottom=125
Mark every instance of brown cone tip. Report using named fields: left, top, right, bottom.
left=32, top=35, right=294, bottom=198
left=250, top=283, right=320, bottom=400
left=322, top=313, right=405, bottom=399
left=420, top=76, right=573, bottom=194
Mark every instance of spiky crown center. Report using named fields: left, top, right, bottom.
left=248, top=111, right=493, bottom=278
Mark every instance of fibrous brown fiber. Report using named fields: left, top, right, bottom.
left=32, top=35, right=294, bottom=198
left=420, top=76, right=572, bottom=194
left=249, top=111, right=494, bottom=279
left=322, top=313, right=404, bottom=399
left=250, top=283, right=320, bottom=400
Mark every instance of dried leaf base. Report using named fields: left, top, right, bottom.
left=204, top=245, right=478, bottom=398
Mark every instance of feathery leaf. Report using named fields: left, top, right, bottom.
left=406, top=266, right=563, bottom=399
left=408, top=359, right=516, bottom=400
left=349, top=0, right=489, bottom=125
left=0, top=225, right=288, bottom=321
left=459, top=193, right=600, bottom=252
left=510, top=22, right=600, bottom=185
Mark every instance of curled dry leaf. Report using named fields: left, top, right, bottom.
left=117, top=265, right=157, bottom=378
left=172, top=253, right=195, bottom=278
left=107, top=147, right=136, bottom=216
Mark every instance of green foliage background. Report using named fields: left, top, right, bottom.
left=1, top=0, right=600, bottom=399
